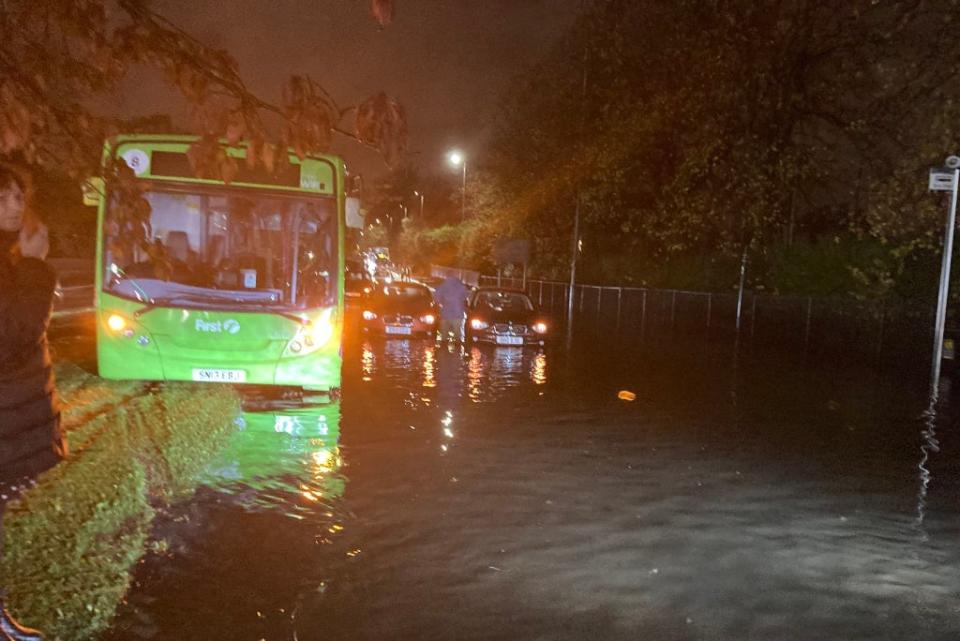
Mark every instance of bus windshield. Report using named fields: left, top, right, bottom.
left=103, top=186, right=338, bottom=310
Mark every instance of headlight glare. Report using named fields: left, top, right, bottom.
left=107, top=314, right=127, bottom=332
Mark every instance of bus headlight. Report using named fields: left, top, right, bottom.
left=285, top=311, right=335, bottom=357
left=107, top=314, right=127, bottom=332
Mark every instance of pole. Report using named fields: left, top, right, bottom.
left=419, top=193, right=424, bottom=220
left=735, top=246, right=748, bottom=332
left=616, top=287, right=622, bottom=334
left=566, top=0, right=589, bottom=349
left=930, top=167, right=959, bottom=391
left=460, top=161, right=467, bottom=222
left=596, top=286, right=602, bottom=329
left=640, top=289, right=647, bottom=341
left=566, top=197, right=580, bottom=347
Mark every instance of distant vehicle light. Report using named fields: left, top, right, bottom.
left=363, top=286, right=372, bottom=294
left=533, top=322, right=548, bottom=334
left=421, top=314, right=436, bottom=324
left=470, top=318, right=489, bottom=330
left=107, top=314, right=127, bottom=332
left=362, top=310, right=378, bottom=321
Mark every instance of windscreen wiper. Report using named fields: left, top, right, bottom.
left=134, top=298, right=173, bottom=318
left=134, top=297, right=309, bottom=325
left=249, top=304, right=309, bottom=325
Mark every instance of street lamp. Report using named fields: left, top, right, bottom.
left=414, top=190, right=424, bottom=219
left=447, top=149, right=467, bottom=221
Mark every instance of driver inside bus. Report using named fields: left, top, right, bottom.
left=297, top=202, right=334, bottom=305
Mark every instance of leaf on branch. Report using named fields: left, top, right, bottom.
left=355, top=92, right=408, bottom=166
left=186, top=135, right=233, bottom=181
left=225, top=110, right=247, bottom=145
left=370, top=0, right=394, bottom=27
left=281, top=76, right=335, bottom=158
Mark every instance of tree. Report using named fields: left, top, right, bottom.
left=481, top=0, right=960, bottom=293
left=0, top=0, right=407, bottom=180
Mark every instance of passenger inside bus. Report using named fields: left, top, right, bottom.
left=107, top=190, right=337, bottom=307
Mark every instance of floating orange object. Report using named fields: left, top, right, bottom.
left=618, top=390, right=636, bottom=401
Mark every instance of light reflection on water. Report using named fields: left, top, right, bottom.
left=202, top=399, right=344, bottom=517
left=101, top=338, right=960, bottom=641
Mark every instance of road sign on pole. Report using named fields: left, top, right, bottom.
left=929, top=169, right=957, bottom=192
left=929, top=161, right=960, bottom=395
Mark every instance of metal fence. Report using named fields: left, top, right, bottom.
left=476, top=275, right=935, bottom=366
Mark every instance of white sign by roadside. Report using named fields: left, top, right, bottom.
left=929, top=169, right=957, bottom=192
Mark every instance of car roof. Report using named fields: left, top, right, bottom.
left=473, top=287, right=530, bottom=295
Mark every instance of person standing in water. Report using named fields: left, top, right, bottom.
left=432, top=275, right=470, bottom=342
left=0, top=163, right=68, bottom=641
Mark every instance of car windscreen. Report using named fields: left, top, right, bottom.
left=473, top=291, right=534, bottom=312
left=372, top=284, right=432, bottom=302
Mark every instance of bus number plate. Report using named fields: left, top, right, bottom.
left=192, top=368, right=247, bottom=383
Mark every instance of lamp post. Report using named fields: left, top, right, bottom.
left=414, top=190, right=424, bottom=219
left=447, top=150, right=467, bottom=221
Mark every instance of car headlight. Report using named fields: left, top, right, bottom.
left=470, top=318, right=489, bottom=330
left=362, top=310, right=378, bottom=321
left=532, top=321, right=548, bottom=334
left=421, top=314, right=436, bottom=324
left=284, top=310, right=335, bottom=356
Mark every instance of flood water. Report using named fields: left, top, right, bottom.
left=81, top=323, right=960, bottom=641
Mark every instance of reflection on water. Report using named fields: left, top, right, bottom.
left=361, top=342, right=375, bottom=382
left=101, top=338, right=960, bottom=641
left=359, top=339, right=550, bottom=404
left=204, top=398, right=343, bottom=517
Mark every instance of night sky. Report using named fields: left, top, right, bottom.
left=114, top=0, right=581, bottom=179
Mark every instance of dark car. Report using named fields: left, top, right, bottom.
left=345, top=258, right=373, bottom=304
left=466, top=288, right=550, bottom=346
left=361, top=282, right=437, bottom=337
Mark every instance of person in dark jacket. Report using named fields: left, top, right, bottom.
left=0, top=164, right=67, bottom=641
left=432, top=276, right=469, bottom=342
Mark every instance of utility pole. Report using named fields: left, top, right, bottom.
left=566, top=0, right=590, bottom=347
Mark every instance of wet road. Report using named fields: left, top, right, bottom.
left=50, top=320, right=960, bottom=640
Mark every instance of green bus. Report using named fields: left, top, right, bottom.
left=88, top=135, right=346, bottom=395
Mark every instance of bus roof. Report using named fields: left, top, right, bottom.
left=104, top=134, right=344, bottom=196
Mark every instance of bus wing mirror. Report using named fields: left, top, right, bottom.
left=346, top=197, right=364, bottom=229
left=82, top=177, right=105, bottom=206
